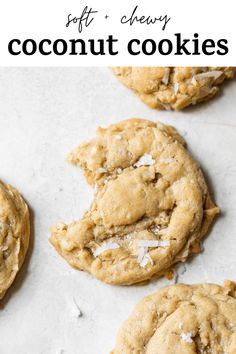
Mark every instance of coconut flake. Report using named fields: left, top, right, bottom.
left=162, top=68, right=170, bottom=85
left=97, top=167, right=107, bottom=174
left=117, top=168, right=123, bottom=174
left=104, top=176, right=112, bottom=184
left=161, top=103, right=172, bottom=110
left=0, top=245, right=8, bottom=251
left=174, top=82, right=179, bottom=95
left=151, top=225, right=161, bottom=235
left=93, top=242, right=120, bottom=257
left=159, top=240, right=170, bottom=247
left=138, top=240, right=170, bottom=248
left=138, top=240, right=161, bottom=248
left=137, top=247, right=151, bottom=267
left=91, top=146, right=97, bottom=155
left=180, top=332, right=193, bottom=344
left=115, top=134, right=122, bottom=140
left=137, top=239, right=169, bottom=267
left=134, top=154, right=155, bottom=168
left=193, top=70, right=223, bottom=81
left=139, top=253, right=150, bottom=267
left=137, top=246, right=147, bottom=262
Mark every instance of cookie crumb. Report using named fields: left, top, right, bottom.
left=164, top=269, right=175, bottom=280
left=191, top=242, right=202, bottom=254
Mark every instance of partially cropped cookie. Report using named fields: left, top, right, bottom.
left=50, top=118, right=219, bottom=285
left=0, top=180, right=30, bottom=299
left=112, top=281, right=236, bottom=354
left=112, top=67, right=235, bottom=110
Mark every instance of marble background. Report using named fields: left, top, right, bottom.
left=0, top=68, right=235, bottom=354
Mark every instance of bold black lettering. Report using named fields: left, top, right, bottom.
left=38, top=39, right=52, bottom=55
left=69, top=39, right=87, bottom=55
left=107, top=35, right=119, bottom=55
left=175, top=33, right=191, bottom=55
left=192, top=33, right=200, bottom=55
left=89, top=39, right=105, bottom=55
left=22, top=39, right=37, bottom=55
left=127, top=39, right=140, bottom=55
left=158, top=39, right=172, bottom=55
left=202, top=39, right=215, bottom=55
left=53, top=39, right=67, bottom=55
left=8, top=39, right=21, bottom=55
left=217, top=39, right=228, bottom=55
left=142, top=39, right=156, bottom=55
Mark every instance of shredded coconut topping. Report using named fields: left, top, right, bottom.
left=93, top=242, right=120, bottom=257
left=137, top=239, right=170, bottom=267
left=191, top=76, right=197, bottom=85
left=180, top=332, right=193, bottom=344
left=151, top=225, right=161, bottom=235
left=104, top=176, right=112, bottom=184
left=137, top=247, right=153, bottom=268
left=174, top=82, right=179, bottom=95
left=91, top=146, right=97, bottom=155
left=117, top=168, right=123, bottom=174
left=134, top=154, right=155, bottom=168
left=139, top=253, right=150, bottom=268
left=0, top=245, right=8, bottom=251
left=193, top=70, right=223, bottom=81
left=97, top=167, right=107, bottom=174
left=115, top=134, right=122, bottom=140
left=138, top=240, right=170, bottom=248
left=162, top=68, right=170, bottom=85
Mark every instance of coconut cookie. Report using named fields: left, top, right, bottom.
left=111, top=281, right=236, bottom=354
left=0, top=180, right=30, bottom=299
left=112, top=67, right=235, bottom=111
left=50, top=118, right=219, bottom=285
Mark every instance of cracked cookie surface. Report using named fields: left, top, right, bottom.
left=112, top=67, right=235, bottom=111
left=50, top=118, right=219, bottom=285
left=0, top=180, right=30, bottom=299
left=111, top=282, right=236, bottom=354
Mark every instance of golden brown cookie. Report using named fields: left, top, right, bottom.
left=0, top=180, right=30, bottom=299
left=111, top=281, right=236, bottom=354
left=50, top=118, right=219, bottom=285
left=112, top=67, right=235, bottom=111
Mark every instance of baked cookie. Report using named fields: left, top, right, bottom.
left=112, top=67, right=235, bottom=111
left=111, top=281, right=236, bottom=354
left=50, top=118, right=219, bottom=285
left=0, top=180, right=30, bottom=299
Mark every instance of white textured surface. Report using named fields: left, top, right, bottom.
left=0, top=68, right=235, bottom=354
